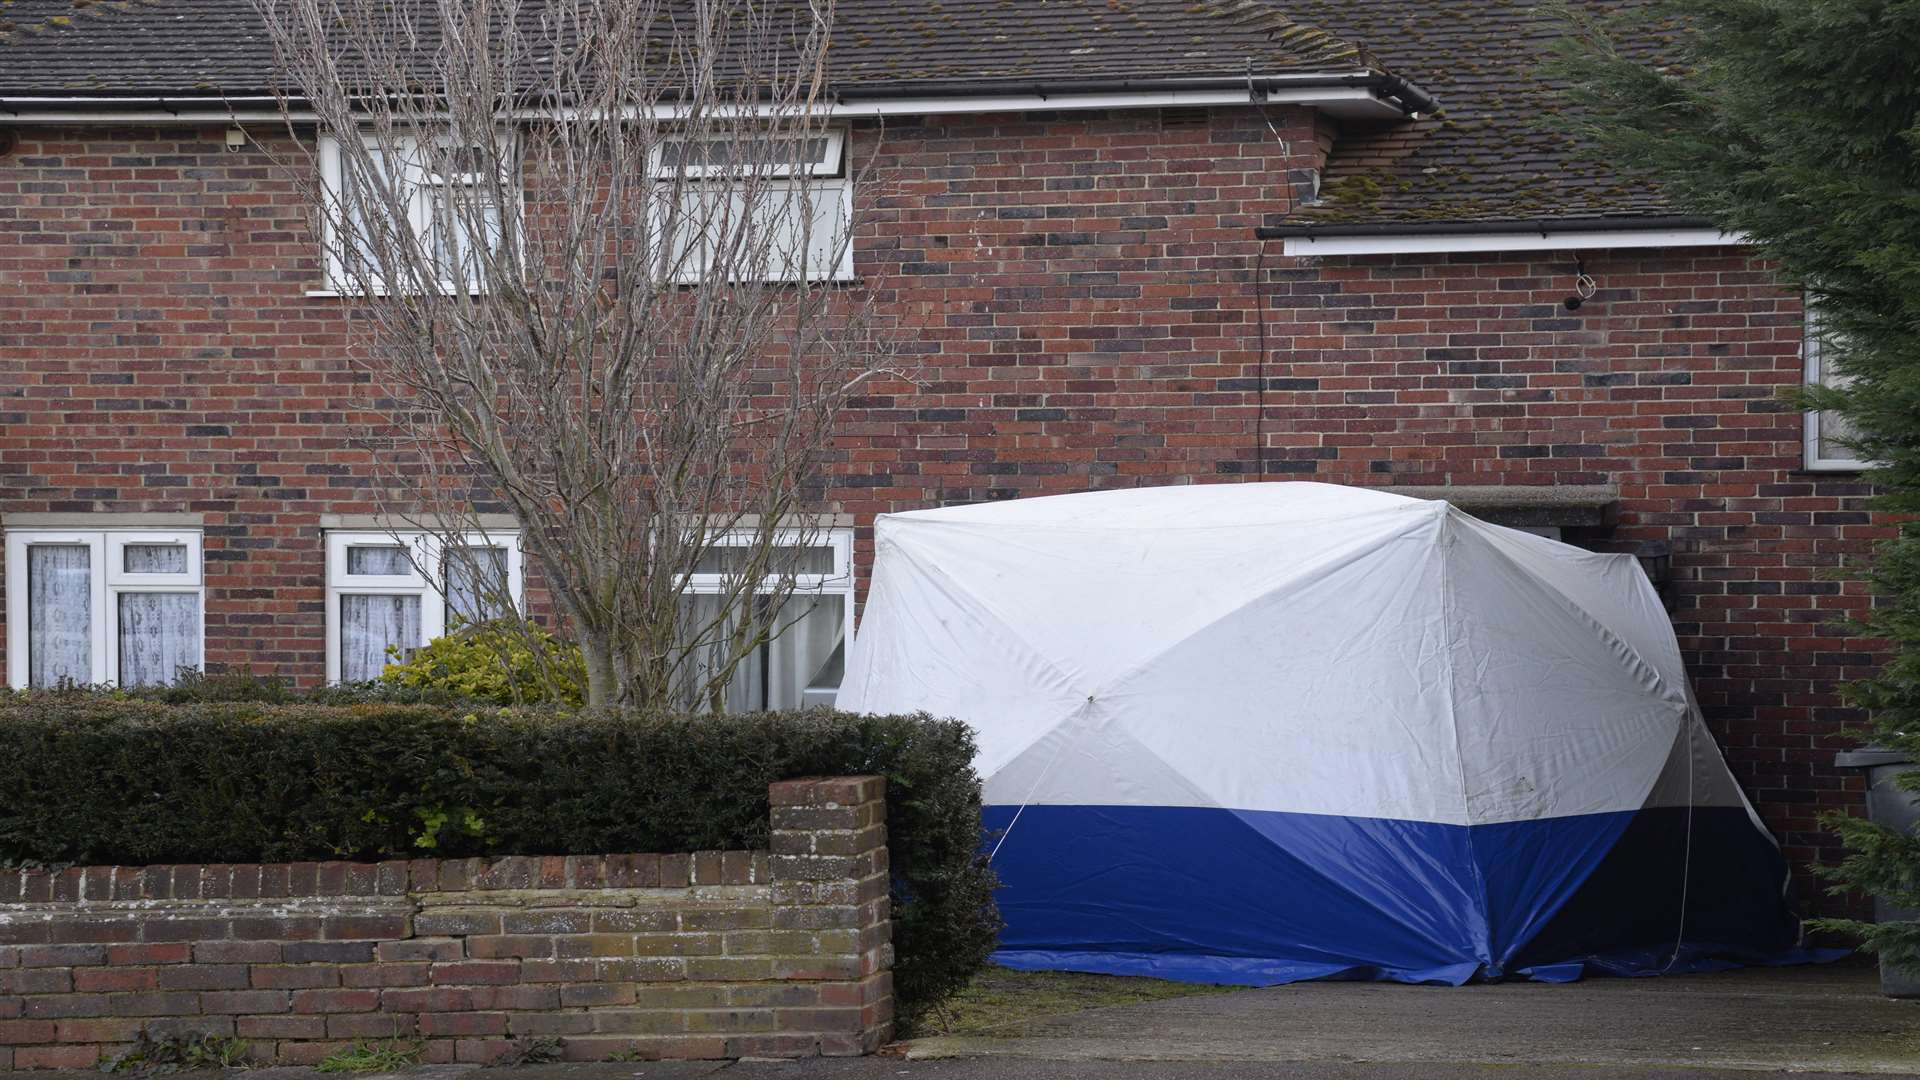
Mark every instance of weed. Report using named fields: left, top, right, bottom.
left=314, top=1039, right=425, bottom=1074
left=487, top=1037, right=564, bottom=1066
left=99, top=1031, right=253, bottom=1073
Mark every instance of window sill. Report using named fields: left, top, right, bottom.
left=309, top=278, right=862, bottom=296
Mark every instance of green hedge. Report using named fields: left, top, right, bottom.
left=0, top=696, right=999, bottom=1022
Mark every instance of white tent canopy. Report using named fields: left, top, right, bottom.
left=840, top=483, right=1809, bottom=984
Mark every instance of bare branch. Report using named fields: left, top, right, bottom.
left=251, top=0, right=898, bottom=708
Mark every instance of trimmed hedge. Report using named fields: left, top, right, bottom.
left=0, top=696, right=999, bottom=1022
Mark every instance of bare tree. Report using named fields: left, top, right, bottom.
left=250, top=0, right=894, bottom=708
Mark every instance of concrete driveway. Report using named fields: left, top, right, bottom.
left=902, top=958, right=1920, bottom=1076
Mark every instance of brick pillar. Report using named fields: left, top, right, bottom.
left=767, top=776, right=893, bottom=1055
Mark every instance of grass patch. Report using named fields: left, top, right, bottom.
left=921, top=964, right=1239, bottom=1037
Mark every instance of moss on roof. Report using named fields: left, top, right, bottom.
left=0, top=0, right=1681, bottom=226
left=1279, top=0, right=1675, bottom=226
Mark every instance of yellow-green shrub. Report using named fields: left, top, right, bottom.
left=378, top=620, right=586, bottom=707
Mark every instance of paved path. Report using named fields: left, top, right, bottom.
left=907, top=959, right=1920, bottom=1075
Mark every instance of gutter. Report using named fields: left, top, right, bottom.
left=830, top=71, right=1439, bottom=116
left=1255, top=215, right=1743, bottom=256
left=0, top=69, right=1438, bottom=123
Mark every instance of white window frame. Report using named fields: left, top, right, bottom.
left=316, top=132, right=517, bottom=295
left=1804, top=305, right=1874, bottom=472
left=323, top=529, right=524, bottom=683
left=5, top=528, right=204, bottom=689
left=647, top=129, right=855, bottom=284
left=682, top=526, right=856, bottom=705
left=653, top=129, right=847, bottom=180
left=683, top=526, right=853, bottom=593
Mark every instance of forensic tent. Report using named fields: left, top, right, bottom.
left=837, top=482, right=1815, bottom=985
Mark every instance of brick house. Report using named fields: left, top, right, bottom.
left=0, top=0, right=1882, bottom=915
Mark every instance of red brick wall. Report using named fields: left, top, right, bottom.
left=0, top=777, right=892, bottom=1069
left=0, top=109, right=1886, bottom=913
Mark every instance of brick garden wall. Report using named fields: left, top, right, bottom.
left=0, top=109, right=1889, bottom=913
left=0, top=777, right=892, bottom=1070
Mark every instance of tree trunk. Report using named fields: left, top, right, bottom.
left=580, top=630, right=619, bottom=710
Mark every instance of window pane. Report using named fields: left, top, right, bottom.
left=118, top=592, right=200, bottom=687
left=340, top=593, right=422, bottom=681
left=27, top=544, right=91, bottom=687
left=660, top=180, right=850, bottom=282
left=430, top=145, right=490, bottom=179
left=429, top=185, right=502, bottom=286
left=346, top=545, right=413, bottom=576
left=123, top=543, right=188, bottom=574
left=1818, top=411, right=1865, bottom=463
left=340, top=149, right=395, bottom=272
left=1808, top=311, right=1866, bottom=464
left=660, top=137, right=832, bottom=176
left=676, top=592, right=844, bottom=712
left=694, top=544, right=837, bottom=575
left=446, top=545, right=509, bottom=625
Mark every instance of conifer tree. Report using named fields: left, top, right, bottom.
left=1546, top=0, right=1920, bottom=968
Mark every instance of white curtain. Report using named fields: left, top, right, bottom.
left=661, top=181, right=851, bottom=283
left=677, top=592, right=845, bottom=712
left=27, top=544, right=91, bottom=687
left=118, top=592, right=199, bottom=687
left=340, top=593, right=422, bottom=681
left=123, top=543, right=187, bottom=574
left=346, top=544, right=412, bottom=575
left=446, top=546, right=508, bottom=625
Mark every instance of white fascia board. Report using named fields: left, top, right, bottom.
left=1279, top=227, right=1744, bottom=256
left=0, top=79, right=1406, bottom=124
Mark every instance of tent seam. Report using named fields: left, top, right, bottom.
left=1088, top=503, right=1440, bottom=697
left=883, top=526, right=1098, bottom=773
left=1438, top=509, right=1498, bottom=973
left=1462, top=518, right=1685, bottom=710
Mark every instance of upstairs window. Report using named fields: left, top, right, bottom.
left=5, top=528, right=204, bottom=689
left=319, top=133, right=512, bottom=294
left=648, top=130, right=853, bottom=283
left=1804, top=306, right=1871, bottom=472
left=324, top=530, right=523, bottom=683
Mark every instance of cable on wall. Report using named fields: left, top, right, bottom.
left=1243, top=63, right=1303, bottom=482
left=1254, top=241, right=1271, bottom=480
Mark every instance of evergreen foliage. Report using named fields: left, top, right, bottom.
left=1544, top=0, right=1920, bottom=965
